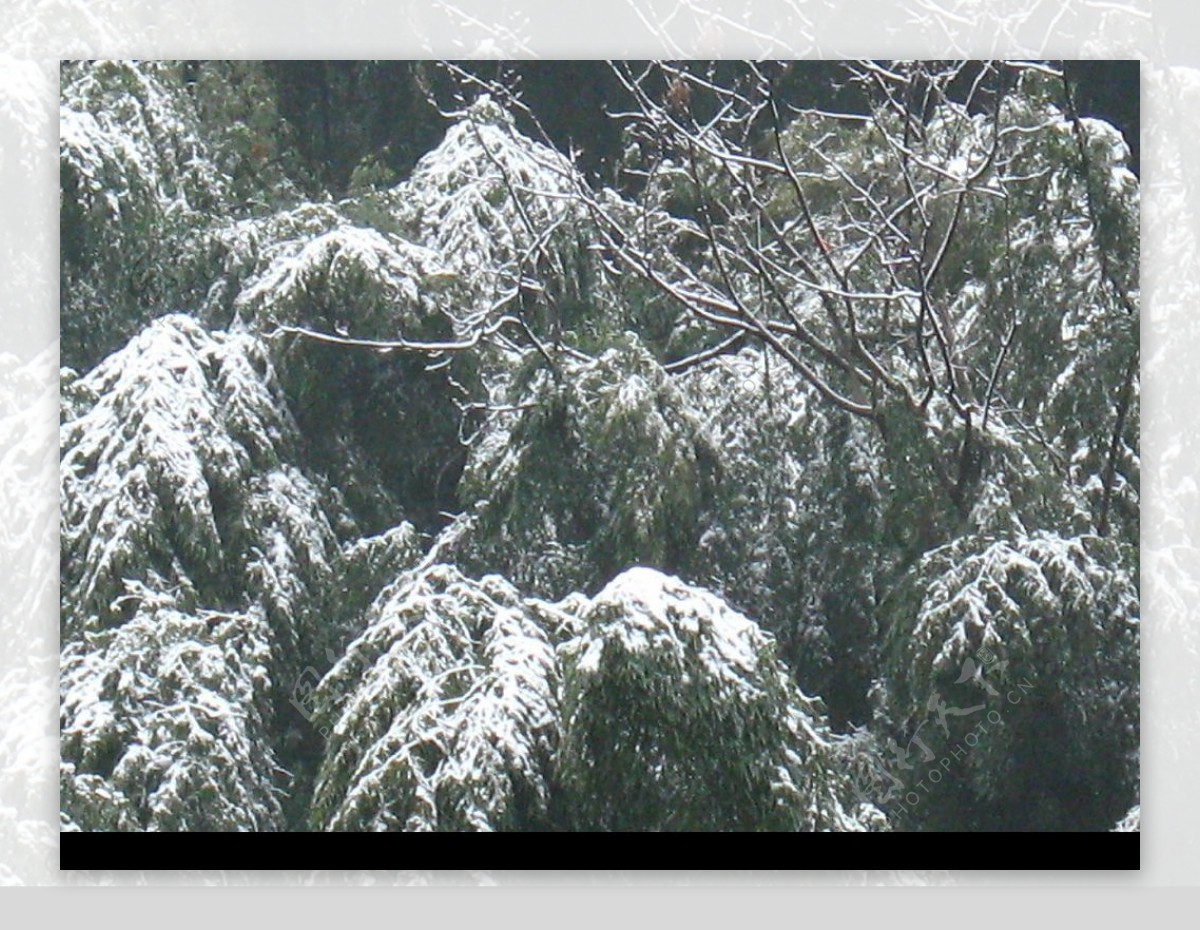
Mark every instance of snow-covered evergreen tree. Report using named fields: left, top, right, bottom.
left=312, top=564, right=883, bottom=831
left=877, top=531, right=1138, bottom=830
left=60, top=594, right=284, bottom=832
left=60, top=60, right=303, bottom=370
left=215, top=202, right=469, bottom=531
left=59, top=314, right=353, bottom=829
left=310, top=564, right=570, bottom=831
left=60, top=315, right=339, bottom=647
left=392, top=93, right=595, bottom=333
left=678, top=346, right=884, bottom=722
left=556, top=567, right=884, bottom=831
left=60, top=61, right=228, bottom=369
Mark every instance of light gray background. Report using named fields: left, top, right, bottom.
left=0, top=0, right=1186, bottom=886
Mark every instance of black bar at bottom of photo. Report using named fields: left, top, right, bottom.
left=59, top=829, right=1140, bottom=874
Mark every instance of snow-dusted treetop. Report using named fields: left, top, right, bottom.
left=559, top=566, right=884, bottom=832
left=60, top=314, right=339, bottom=649
left=395, top=95, right=585, bottom=316
left=314, top=562, right=885, bottom=832
left=458, top=332, right=719, bottom=599
left=311, top=563, right=570, bottom=832
left=877, top=530, right=1138, bottom=827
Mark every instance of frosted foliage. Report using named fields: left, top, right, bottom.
left=760, top=69, right=1139, bottom=542
left=231, top=223, right=458, bottom=339
left=60, top=599, right=284, bottom=832
left=311, top=565, right=567, bottom=831
left=1112, top=805, right=1140, bottom=832
left=0, top=351, right=56, bottom=656
left=678, top=346, right=891, bottom=702
left=895, top=533, right=1137, bottom=693
left=974, top=94, right=1138, bottom=540
left=312, top=565, right=880, bottom=832
left=59, top=61, right=234, bottom=367
left=880, top=531, right=1138, bottom=819
left=60, top=314, right=338, bottom=641
left=334, top=523, right=424, bottom=622
left=60, top=60, right=227, bottom=220
left=396, top=95, right=586, bottom=317
left=682, top=352, right=841, bottom=607
left=241, top=466, right=340, bottom=658
left=199, top=202, right=345, bottom=325
left=51, top=61, right=1139, bottom=836
left=207, top=94, right=589, bottom=340
left=557, top=568, right=885, bottom=832
left=460, top=336, right=717, bottom=598
left=203, top=206, right=473, bottom=536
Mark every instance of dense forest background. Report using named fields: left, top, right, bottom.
left=59, top=60, right=1139, bottom=833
